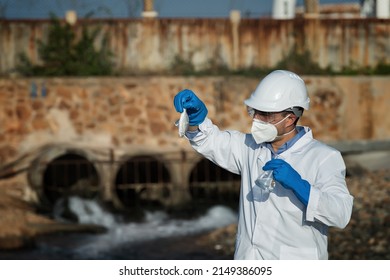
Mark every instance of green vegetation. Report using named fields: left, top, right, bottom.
left=169, top=56, right=196, bottom=76
left=337, top=62, right=390, bottom=75
left=16, top=17, right=113, bottom=76
left=169, top=47, right=390, bottom=77
left=274, top=48, right=329, bottom=75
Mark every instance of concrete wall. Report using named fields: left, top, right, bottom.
left=0, top=18, right=389, bottom=75
left=0, top=76, right=389, bottom=205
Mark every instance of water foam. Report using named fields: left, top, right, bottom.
left=54, top=196, right=238, bottom=258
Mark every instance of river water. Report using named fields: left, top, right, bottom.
left=0, top=196, right=238, bottom=260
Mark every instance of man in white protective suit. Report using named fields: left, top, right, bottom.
left=173, top=70, right=354, bottom=260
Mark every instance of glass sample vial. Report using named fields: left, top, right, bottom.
left=255, top=170, right=276, bottom=193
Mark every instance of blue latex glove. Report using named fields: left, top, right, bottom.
left=263, top=159, right=311, bottom=206
left=174, top=89, right=208, bottom=126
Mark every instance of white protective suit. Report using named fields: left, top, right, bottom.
left=188, top=118, right=354, bottom=260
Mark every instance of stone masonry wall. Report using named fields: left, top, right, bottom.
left=0, top=75, right=389, bottom=167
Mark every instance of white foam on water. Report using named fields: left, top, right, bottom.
left=54, top=196, right=237, bottom=258
left=53, top=196, right=117, bottom=228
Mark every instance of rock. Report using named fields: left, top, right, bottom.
left=192, top=168, right=390, bottom=260
left=0, top=190, right=106, bottom=250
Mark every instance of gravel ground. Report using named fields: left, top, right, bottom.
left=190, top=168, right=390, bottom=260
left=327, top=168, right=390, bottom=259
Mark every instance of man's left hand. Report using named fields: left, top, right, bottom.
left=263, top=159, right=310, bottom=206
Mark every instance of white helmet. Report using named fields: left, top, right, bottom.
left=244, top=70, right=310, bottom=116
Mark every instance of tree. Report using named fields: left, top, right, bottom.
left=16, top=16, right=114, bottom=76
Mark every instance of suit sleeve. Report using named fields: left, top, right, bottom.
left=186, top=118, right=246, bottom=175
left=306, top=150, right=354, bottom=229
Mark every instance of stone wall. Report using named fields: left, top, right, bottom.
left=0, top=75, right=389, bottom=165
left=0, top=75, right=389, bottom=205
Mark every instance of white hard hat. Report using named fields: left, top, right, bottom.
left=244, top=70, right=310, bottom=116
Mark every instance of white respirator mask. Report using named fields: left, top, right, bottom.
left=251, top=114, right=291, bottom=144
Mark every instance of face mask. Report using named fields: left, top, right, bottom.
left=251, top=114, right=290, bottom=144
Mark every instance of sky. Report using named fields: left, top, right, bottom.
left=0, top=0, right=361, bottom=19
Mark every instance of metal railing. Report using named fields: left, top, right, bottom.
left=41, top=153, right=241, bottom=209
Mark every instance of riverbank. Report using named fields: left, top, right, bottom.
left=0, top=187, right=106, bottom=250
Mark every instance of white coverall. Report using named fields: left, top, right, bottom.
left=188, top=118, right=354, bottom=260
